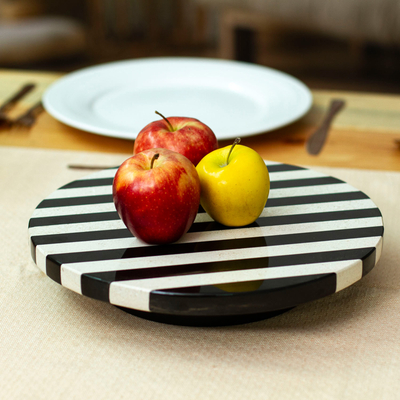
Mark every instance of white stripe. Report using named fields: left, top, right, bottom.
left=46, top=185, right=112, bottom=200
left=108, top=259, right=363, bottom=311
left=29, top=219, right=125, bottom=237
left=269, top=183, right=358, bottom=199
left=31, top=202, right=117, bottom=218
left=262, top=199, right=375, bottom=217
left=36, top=215, right=382, bottom=260
left=193, top=212, right=213, bottom=223
left=375, top=236, right=383, bottom=264
left=184, top=216, right=383, bottom=246
left=76, top=168, right=118, bottom=180
left=264, top=160, right=281, bottom=166
left=35, top=237, right=139, bottom=272
left=59, top=236, right=381, bottom=294
left=269, top=169, right=327, bottom=182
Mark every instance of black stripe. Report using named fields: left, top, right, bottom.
left=29, top=191, right=370, bottom=228
left=31, top=228, right=132, bottom=246
left=61, top=177, right=114, bottom=189
left=256, top=208, right=382, bottom=227
left=80, top=247, right=374, bottom=291
left=28, top=192, right=370, bottom=228
left=34, top=177, right=344, bottom=209
left=29, top=207, right=206, bottom=228
left=267, top=164, right=305, bottom=173
left=48, top=226, right=382, bottom=266
left=38, top=175, right=341, bottom=210
left=81, top=271, right=115, bottom=301
left=36, top=194, right=113, bottom=208
left=148, top=273, right=337, bottom=316
left=362, top=246, right=378, bottom=277
left=270, top=176, right=342, bottom=189
left=152, top=244, right=380, bottom=305
left=189, top=208, right=382, bottom=233
left=28, top=211, right=119, bottom=228
left=266, top=191, right=368, bottom=207
left=46, top=257, right=61, bottom=284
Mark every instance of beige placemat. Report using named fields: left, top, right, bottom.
left=1, top=146, right=399, bottom=400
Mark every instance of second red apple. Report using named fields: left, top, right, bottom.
left=133, top=112, right=218, bottom=166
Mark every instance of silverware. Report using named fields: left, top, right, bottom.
left=13, top=101, right=44, bottom=127
left=306, top=99, right=346, bottom=155
left=68, top=164, right=117, bottom=170
left=0, top=83, right=36, bottom=123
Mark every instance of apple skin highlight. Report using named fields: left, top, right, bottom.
left=133, top=116, right=218, bottom=166
left=113, top=148, right=201, bottom=244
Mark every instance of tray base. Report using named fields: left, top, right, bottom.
left=116, top=307, right=294, bottom=327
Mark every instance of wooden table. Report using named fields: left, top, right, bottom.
left=1, top=68, right=400, bottom=171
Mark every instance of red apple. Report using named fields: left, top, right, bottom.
left=113, top=148, right=200, bottom=244
left=133, top=111, right=218, bottom=166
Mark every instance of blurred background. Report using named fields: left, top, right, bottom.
left=1, top=0, right=400, bottom=93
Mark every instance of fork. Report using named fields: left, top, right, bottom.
left=13, top=101, right=44, bottom=127
left=0, top=83, right=36, bottom=124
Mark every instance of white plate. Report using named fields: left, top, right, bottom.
left=43, top=57, right=312, bottom=141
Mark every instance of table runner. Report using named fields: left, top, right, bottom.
left=1, top=146, right=399, bottom=400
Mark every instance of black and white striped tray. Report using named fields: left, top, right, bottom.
left=28, top=161, right=384, bottom=326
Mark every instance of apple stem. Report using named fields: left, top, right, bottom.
left=227, top=137, right=241, bottom=164
left=155, top=111, right=174, bottom=131
left=150, top=153, right=159, bottom=169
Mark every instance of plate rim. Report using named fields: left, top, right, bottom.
left=42, top=56, right=313, bottom=140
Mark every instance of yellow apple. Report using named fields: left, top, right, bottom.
left=196, top=138, right=270, bottom=226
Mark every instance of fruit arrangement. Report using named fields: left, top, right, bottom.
left=113, top=112, right=270, bottom=244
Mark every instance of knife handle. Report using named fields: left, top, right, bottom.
left=306, top=99, right=345, bottom=155
left=0, top=83, right=36, bottom=113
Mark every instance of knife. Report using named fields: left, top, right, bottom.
left=306, top=99, right=345, bottom=155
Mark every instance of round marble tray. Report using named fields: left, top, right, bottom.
left=28, top=161, right=383, bottom=326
